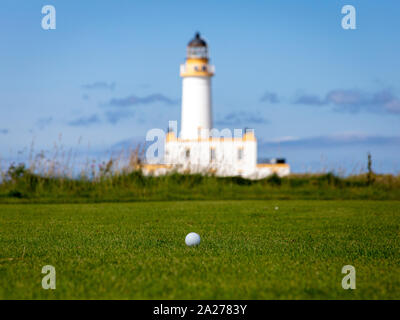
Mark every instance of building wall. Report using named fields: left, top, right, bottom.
left=164, top=137, right=257, bottom=177
left=255, top=164, right=291, bottom=178
left=142, top=138, right=290, bottom=178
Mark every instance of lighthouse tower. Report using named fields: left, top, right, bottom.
left=143, top=32, right=290, bottom=179
left=180, top=33, right=215, bottom=139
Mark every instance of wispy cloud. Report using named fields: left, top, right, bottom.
left=260, top=91, right=280, bottom=104
left=105, top=110, right=135, bottom=124
left=107, top=94, right=178, bottom=107
left=294, top=94, right=325, bottom=106
left=82, top=81, right=116, bottom=91
left=36, top=117, right=53, bottom=130
left=216, top=112, right=269, bottom=126
left=263, top=136, right=300, bottom=143
left=294, top=89, right=400, bottom=114
left=111, top=136, right=147, bottom=150
left=260, top=133, right=400, bottom=148
left=0, top=129, right=9, bottom=135
left=68, top=114, right=101, bottom=127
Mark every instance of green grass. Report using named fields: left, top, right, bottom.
left=1, top=169, right=400, bottom=203
left=0, top=200, right=399, bottom=299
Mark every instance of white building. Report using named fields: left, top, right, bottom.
left=143, top=33, right=290, bottom=179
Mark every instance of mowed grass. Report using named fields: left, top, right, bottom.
left=0, top=200, right=399, bottom=299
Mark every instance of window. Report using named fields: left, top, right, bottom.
left=238, top=148, right=244, bottom=160
left=188, top=47, right=208, bottom=59
left=194, top=66, right=199, bottom=71
left=202, top=65, right=207, bottom=71
left=185, top=149, right=190, bottom=159
left=210, top=148, right=216, bottom=161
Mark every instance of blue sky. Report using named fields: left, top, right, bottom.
left=0, top=0, right=399, bottom=174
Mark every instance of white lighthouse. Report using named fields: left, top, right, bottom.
left=142, top=32, right=290, bottom=179
left=180, top=33, right=215, bottom=139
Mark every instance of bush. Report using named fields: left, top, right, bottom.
left=8, top=190, right=24, bottom=198
left=266, top=174, right=282, bottom=186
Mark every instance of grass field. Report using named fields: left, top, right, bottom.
left=0, top=200, right=399, bottom=299
left=2, top=165, right=400, bottom=203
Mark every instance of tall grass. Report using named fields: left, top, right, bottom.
left=0, top=145, right=399, bottom=203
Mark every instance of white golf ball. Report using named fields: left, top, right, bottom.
left=185, top=232, right=201, bottom=246
left=275, top=206, right=279, bottom=210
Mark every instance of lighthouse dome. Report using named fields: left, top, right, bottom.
left=188, top=32, right=207, bottom=47
left=187, top=32, right=208, bottom=59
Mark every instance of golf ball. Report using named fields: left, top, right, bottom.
left=185, top=232, right=201, bottom=246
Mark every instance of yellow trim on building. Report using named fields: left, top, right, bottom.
left=187, top=58, right=208, bottom=64
left=257, top=163, right=290, bottom=168
left=142, top=164, right=172, bottom=173
left=243, top=131, right=256, bottom=141
left=166, top=131, right=176, bottom=142
left=180, top=58, right=214, bottom=77
left=165, top=131, right=257, bottom=143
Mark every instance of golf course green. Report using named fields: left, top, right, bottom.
left=0, top=200, right=399, bottom=299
